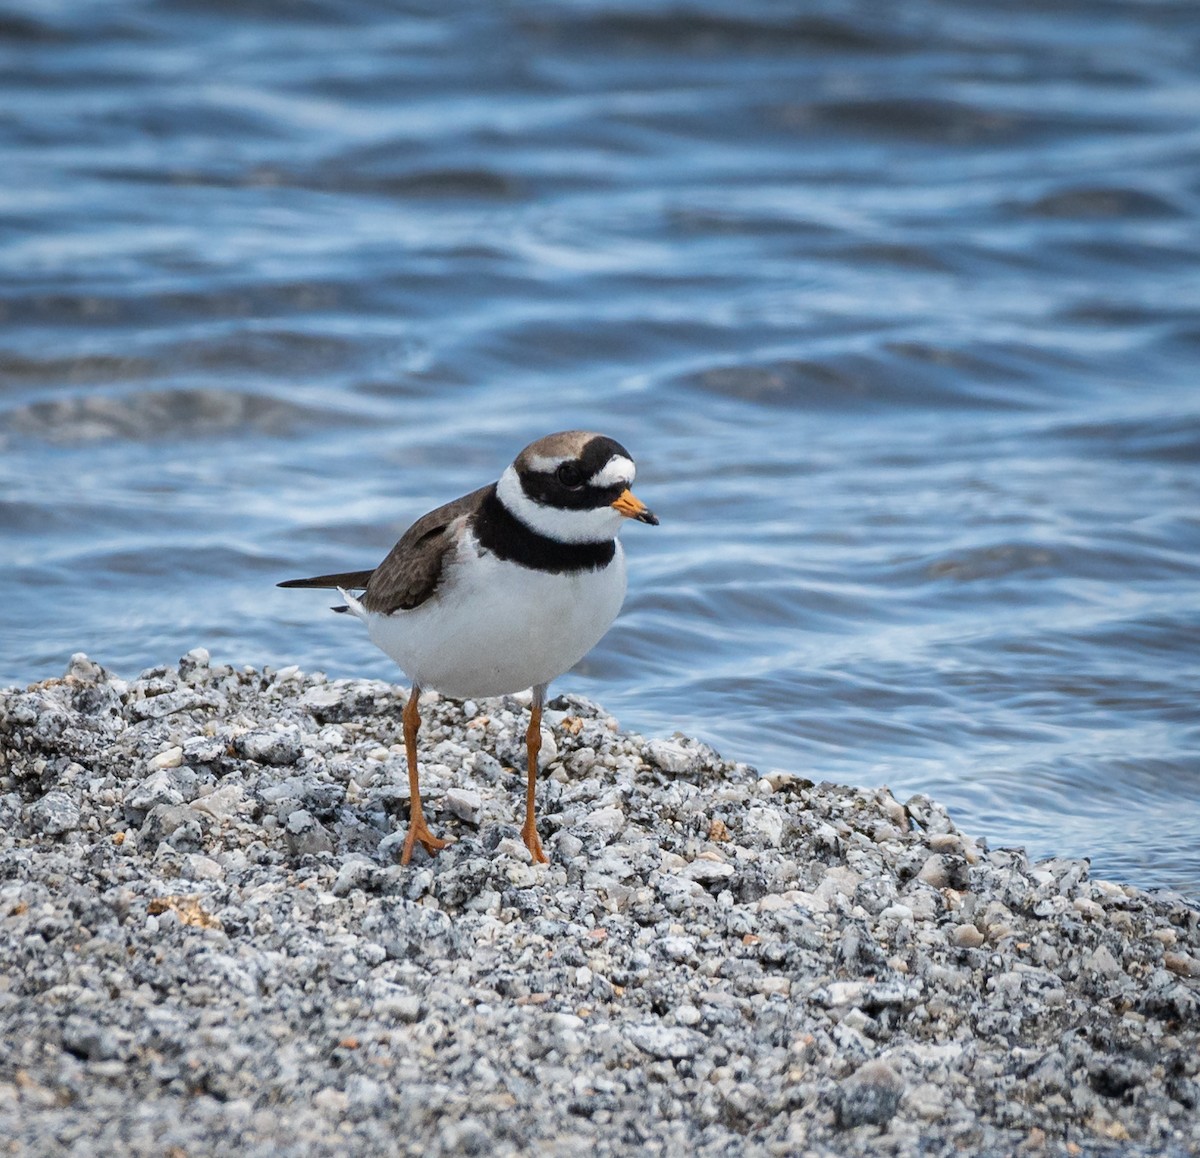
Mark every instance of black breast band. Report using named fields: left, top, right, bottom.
left=473, top=487, right=616, bottom=574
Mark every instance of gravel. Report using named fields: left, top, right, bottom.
left=0, top=650, right=1197, bottom=1156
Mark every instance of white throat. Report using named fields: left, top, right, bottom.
left=496, top=465, right=626, bottom=544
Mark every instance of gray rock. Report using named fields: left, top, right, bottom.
left=1086, top=943, right=1123, bottom=977
left=833, top=1059, right=905, bottom=1129
left=375, top=993, right=423, bottom=1023
left=261, top=775, right=344, bottom=818
left=812, top=979, right=923, bottom=1010
left=361, top=902, right=467, bottom=963
left=285, top=809, right=334, bottom=856
left=446, top=788, right=483, bottom=825
left=178, top=647, right=210, bottom=678
left=904, top=794, right=956, bottom=836
left=300, top=680, right=386, bottom=723
left=66, top=653, right=106, bottom=683
left=951, top=923, right=985, bottom=948
left=333, top=857, right=376, bottom=896
left=128, top=688, right=206, bottom=721
left=741, top=805, right=785, bottom=847
left=234, top=728, right=303, bottom=766
left=680, top=858, right=735, bottom=886
left=181, top=853, right=224, bottom=882
left=627, top=1024, right=704, bottom=1060
left=181, top=734, right=228, bottom=765
left=139, top=803, right=203, bottom=850
left=917, top=853, right=950, bottom=888
left=377, top=830, right=408, bottom=862
left=567, top=746, right=596, bottom=774
left=62, top=1017, right=121, bottom=1062
left=645, top=739, right=697, bottom=775
left=125, top=768, right=187, bottom=814
left=29, top=791, right=79, bottom=835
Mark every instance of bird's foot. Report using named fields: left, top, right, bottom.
left=521, top=818, right=548, bottom=865
left=400, top=819, right=449, bottom=865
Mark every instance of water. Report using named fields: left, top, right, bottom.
left=2, top=1, right=1198, bottom=891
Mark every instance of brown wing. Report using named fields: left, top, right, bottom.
left=361, top=485, right=491, bottom=614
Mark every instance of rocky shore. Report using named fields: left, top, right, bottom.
left=1, top=651, right=1198, bottom=1156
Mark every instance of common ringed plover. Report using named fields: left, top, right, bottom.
left=279, top=431, right=658, bottom=865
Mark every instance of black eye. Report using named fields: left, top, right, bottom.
left=556, top=463, right=584, bottom=489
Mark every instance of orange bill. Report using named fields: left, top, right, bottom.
left=611, top=489, right=659, bottom=525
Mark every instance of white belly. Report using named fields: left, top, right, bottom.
left=361, top=538, right=627, bottom=698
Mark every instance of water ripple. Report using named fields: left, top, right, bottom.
left=2, top=0, right=1198, bottom=890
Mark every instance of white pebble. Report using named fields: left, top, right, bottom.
left=645, top=739, right=696, bottom=775
left=951, top=924, right=985, bottom=949
left=182, top=854, right=224, bottom=882
left=538, top=728, right=558, bottom=770
left=742, top=806, right=784, bottom=847
left=446, top=788, right=483, bottom=825
left=1086, top=945, right=1123, bottom=977
left=582, top=806, right=625, bottom=836
left=681, top=859, right=734, bottom=885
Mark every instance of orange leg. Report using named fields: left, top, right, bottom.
left=400, top=686, right=447, bottom=865
left=520, top=689, right=549, bottom=865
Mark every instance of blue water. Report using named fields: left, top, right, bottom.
left=2, top=1, right=1199, bottom=891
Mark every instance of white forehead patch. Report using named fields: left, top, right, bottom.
left=588, top=456, right=635, bottom=490
left=524, top=453, right=570, bottom=474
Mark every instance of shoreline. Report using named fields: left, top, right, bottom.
left=1, top=651, right=1198, bottom=1155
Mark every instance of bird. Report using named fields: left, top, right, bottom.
left=278, top=431, right=658, bottom=866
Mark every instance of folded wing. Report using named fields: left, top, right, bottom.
left=277, top=484, right=491, bottom=616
